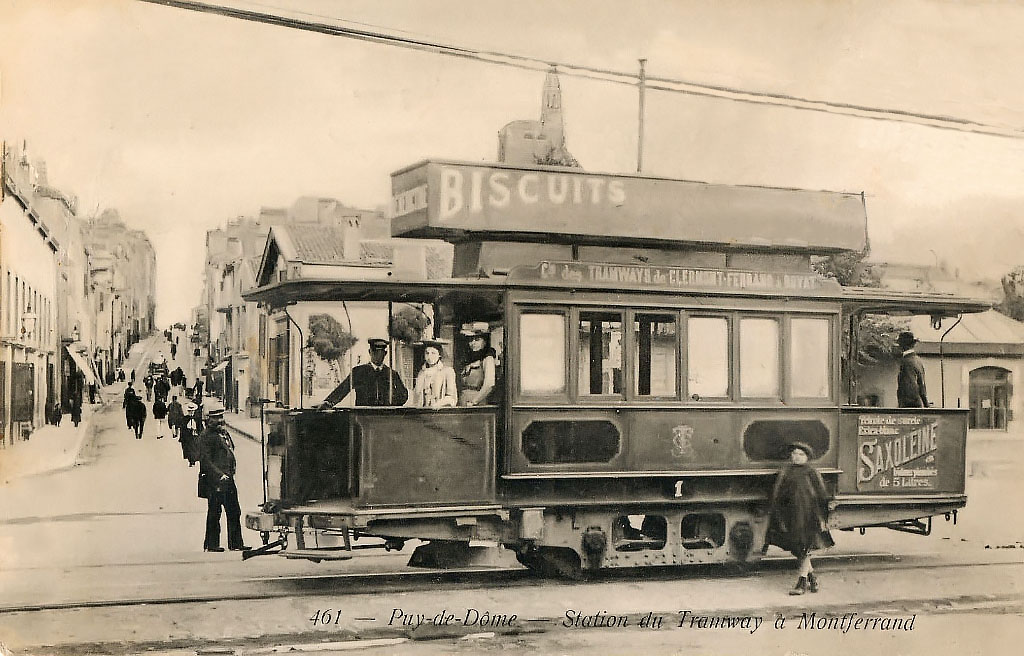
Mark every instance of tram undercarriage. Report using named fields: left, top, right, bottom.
left=245, top=496, right=965, bottom=575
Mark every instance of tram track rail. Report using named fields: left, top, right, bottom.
left=2, top=551, right=1021, bottom=615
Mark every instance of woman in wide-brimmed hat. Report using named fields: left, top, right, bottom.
left=411, top=339, right=458, bottom=409
left=458, top=323, right=497, bottom=407
left=763, top=441, right=834, bottom=595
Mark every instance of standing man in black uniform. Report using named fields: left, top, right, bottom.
left=319, top=339, right=409, bottom=408
left=897, top=331, right=929, bottom=408
left=198, top=405, right=249, bottom=552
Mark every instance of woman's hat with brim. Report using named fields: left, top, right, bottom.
left=786, top=441, right=815, bottom=459
left=459, top=322, right=491, bottom=337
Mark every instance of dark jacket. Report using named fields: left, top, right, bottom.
left=126, top=397, right=147, bottom=428
left=168, top=400, right=184, bottom=427
left=898, top=351, right=928, bottom=408
left=764, top=463, right=835, bottom=557
left=321, top=364, right=409, bottom=407
left=199, top=425, right=236, bottom=480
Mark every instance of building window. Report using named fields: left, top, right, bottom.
left=687, top=316, right=729, bottom=398
left=578, top=311, right=623, bottom=396
left=634, top=313, right=677, bottom=397
left=740, top=317, right=780, bottom=398
left=519, top=312, right=566, bottom=395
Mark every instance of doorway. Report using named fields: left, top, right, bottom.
left=969, top=366, right=1011, bottom=430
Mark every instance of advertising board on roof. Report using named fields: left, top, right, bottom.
left=390, top=160, right=867, bottom=252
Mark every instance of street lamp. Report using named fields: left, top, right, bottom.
left=20, top=304, right=38, bottom=340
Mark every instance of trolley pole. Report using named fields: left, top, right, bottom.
left=637, top=58, right=647, bottom=173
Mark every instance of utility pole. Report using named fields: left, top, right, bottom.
left=637, top=58, right=647, bottom=173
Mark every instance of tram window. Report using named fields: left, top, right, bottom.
left=687, top=317, right=729, bottom=398
left=519, top=313, right=566, bottom=395
left=634, top=314, right=677, bottom=397
left=739, top=318, right=780, bottom=398
left=578, top=312, right=623, bottom=396
left=790, top=318, right=831, bottom=398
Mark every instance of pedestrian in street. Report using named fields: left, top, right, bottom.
left=193, top=378, right=204, bottom=400
left=50, top=402, right=62, bottom=426
left=88, top=382, right=97, bottom=404
left=153, top=396, right=168, bottom=439
left=71, top=398, right=83, bottom=428
left=155, top=376, right=170, bottom=404
left=127, top=395, right=147, bottom=439
left=171, top=343, right=177, bottom=360
left=179, top=402, right=200, bottom=466
left=123, top=384, right=139, bottom=428
left=168, top=395, right=184, bottom=439
left=763, top=441, right=834, bottom=595
left=198, top=405, right=249, bottom=552
left=144, top=374, right=155, bottom=402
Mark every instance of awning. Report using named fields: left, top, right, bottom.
left=65, top=343, right=97, bottom=386
left=211, top=360, right=229, bottom=373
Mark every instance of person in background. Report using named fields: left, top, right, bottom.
left=319, top=339, right=408, bottom=408
left=763, top=441, right=834, bottom=595
left=897, top=331, right=929, bottom=408
left=143, top=374, right=155, bottom=401
left=171, top=343, right=177, bottom=360
left=411, top=340, right=458, bottom=409
left=179, top=402, right=200, bottom=466
left=71, top=397, right=83, bottom=428
left=123, top=383, right=138, bottom=428
left=458, top=323, right=497, bottom=406
left=88, top=382, right=97, bottom=404
left=127, top=394, right=147, bottom=440
left=198, top=405, right=249, bottom=552
left=152, top=395, right=168, bottom=439
left=168, top=395, right=184, bottom=439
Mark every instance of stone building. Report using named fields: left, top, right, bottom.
left=199, top=197, right=390, bottom=413
left=498, top=68, right=580, bottom=168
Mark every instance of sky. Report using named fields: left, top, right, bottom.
left=2, top=0, right=1023, bottom=325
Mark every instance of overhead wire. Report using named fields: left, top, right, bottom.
left=137, top=0, right=1024, bottom=140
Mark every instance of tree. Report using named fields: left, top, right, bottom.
left=389, top=305, right=431, bottom=343
left=813, top=249, right=906, bottom=365
left=997, top=266, right=1024, bottom=321
left=307, top=313, right=358, bottom=386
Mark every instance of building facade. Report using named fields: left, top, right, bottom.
left=0, top=143, right=63, bottom=445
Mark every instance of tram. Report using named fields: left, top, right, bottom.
left=242, top=160, right=987, bottom=576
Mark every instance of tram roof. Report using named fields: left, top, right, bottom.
left=243, top=271, right=990, bottom=316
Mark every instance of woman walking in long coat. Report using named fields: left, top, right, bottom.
left=764, top=441, right=834, bottom=595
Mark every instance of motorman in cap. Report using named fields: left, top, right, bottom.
left=896, top=331, right=929, bottom=408
left=319, top=338, right=409, bottom=408
left=198, top=403, right=249, bottom=552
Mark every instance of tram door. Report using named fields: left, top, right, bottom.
left=969, top=366, right=1011, bottom=430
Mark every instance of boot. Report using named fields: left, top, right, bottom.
left=807, top=572, right=819, bottom=593
left=789, top=576, right=807, bottom=595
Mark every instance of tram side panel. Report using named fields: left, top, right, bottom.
left=265, top=408, right=497, bottom=509
left=833, top=407, right=969, bottom=528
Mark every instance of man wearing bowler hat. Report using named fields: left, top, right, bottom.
left=198, top=403, right=249, bottom=552
left=897, top=331, right=929, bottom=408
left=319, top=338, right=409, bottom=408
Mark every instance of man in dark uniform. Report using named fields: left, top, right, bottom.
left=319, top=339, right=409, bottom=407
left=198, top=405, right=249, bottom=552
left=897, top=331, right=929, bottom=408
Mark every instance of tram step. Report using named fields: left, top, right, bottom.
left=279, top=547, right=353, bottom=561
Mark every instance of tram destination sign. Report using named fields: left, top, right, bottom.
left=390, top=160, right=868, bottom=252
left=511, top=261, right=840, bottom=294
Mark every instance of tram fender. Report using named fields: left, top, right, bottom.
left=581, top=527, right=607, bottom=569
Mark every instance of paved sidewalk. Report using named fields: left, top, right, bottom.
left=223, top=408, right=268, bottom=443
left=0, top=402, right=97, bottom=484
